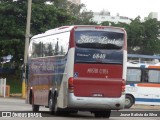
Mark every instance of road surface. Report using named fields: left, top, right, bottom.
left=0, top=97, right=159, bottom=120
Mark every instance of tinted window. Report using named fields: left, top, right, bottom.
left=29, top=32, right=70, bottom=58
left=75, top=31, right=124, bottom=49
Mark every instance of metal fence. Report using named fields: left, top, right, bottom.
left=0, top=78, right=6, bottom=97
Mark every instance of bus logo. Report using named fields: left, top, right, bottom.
left=74, top=72, right=79, bottom=77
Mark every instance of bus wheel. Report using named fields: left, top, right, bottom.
left=49, top=94, right=59, bottom=115
left=94, top=110, right=111, bottom=118
left=32, top=95, right=39, bottom=112
left=125, top=95, right=134, bottom=108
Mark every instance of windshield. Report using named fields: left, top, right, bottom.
left=75, top=31, right=124, bottom=49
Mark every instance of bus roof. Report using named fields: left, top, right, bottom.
left=127, top=54, right=160, bottom=68
left=128, top=54, right=160, bottom=59
left=31, top=25, right=125, bottom=39
left=127, top=62, right=144, bottom=68
left=31, top=26, right=74, bottom=39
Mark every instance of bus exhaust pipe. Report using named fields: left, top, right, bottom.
left=115, top=103, right=120, bottom=108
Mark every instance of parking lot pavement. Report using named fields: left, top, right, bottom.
left=1, top=97, right=160, bottom=111
left=131, top=104, right=160, bottom=110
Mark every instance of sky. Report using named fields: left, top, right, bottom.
left=81, top=0, right=160, bottom=20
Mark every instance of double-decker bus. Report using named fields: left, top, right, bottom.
left=26, top=25, right=127, bottom=118
left=125, top=54, right=160, bottom=108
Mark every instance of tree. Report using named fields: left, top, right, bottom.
left=67, top=3, right=94, bottom=25
left=127, top=18, right=160, bottom=55
left=0, top=0, right=77, bottom=67
left=69, top=3, right=97, bottom=25
left=31, top=0, right=74, bottom=34
left=53, top=0, right=97, bottom=25
left=127, top=17, right=145, bottom=53
left=0, top=0, right=95, bottom=63
left=0, top=0, right=26, bottom=71
left=140, top=19, right=160, bottom=54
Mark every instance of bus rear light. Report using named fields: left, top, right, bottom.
left=68, top=77, right=74, bottom=93
left=122, top=80, right=125, bottom=92
left=122, top=86, right=125, bottom=92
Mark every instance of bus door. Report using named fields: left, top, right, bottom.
left=135, top=69, right=151, bottom=102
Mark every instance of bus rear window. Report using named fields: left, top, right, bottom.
left=75, top=31, right=124, bottom=49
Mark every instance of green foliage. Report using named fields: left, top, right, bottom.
left=127, top=17, right=145, bottom=53
left=128, top=17, right=160, bottom=54
left=141, top=19, right=160, bottom=54
left=68, top=3, right=97, bottom=25
left=0, top=0, right=94, bottom=63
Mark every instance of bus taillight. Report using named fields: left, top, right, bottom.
left=68, top=77, right=74, bottom=93
left=122, top=80, right=125, bottom=92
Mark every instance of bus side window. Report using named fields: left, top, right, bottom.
left=127, top=68, right=141, bottom=83
left=148, top=70, right=160, bottom=83
left=29, top=32, right=70, bottom=58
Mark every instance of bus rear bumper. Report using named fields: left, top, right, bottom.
left=67, top=93, right=125, bottom=110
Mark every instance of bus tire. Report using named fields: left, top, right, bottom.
left=125, top=95, right=134, bottom=108
left=32, top=95, right=39, bottom=112
left=94, top=110, right=111, bottom=118
left=49, top=93, right=59, bottom=115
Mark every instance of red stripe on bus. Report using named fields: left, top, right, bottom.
left=69, top=28, right=75, bottom=48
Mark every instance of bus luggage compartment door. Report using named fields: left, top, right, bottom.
left=73, top=78, right=123, bottom=98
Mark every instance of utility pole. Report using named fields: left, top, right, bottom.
left=22, top=0, right=32, bottom=99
